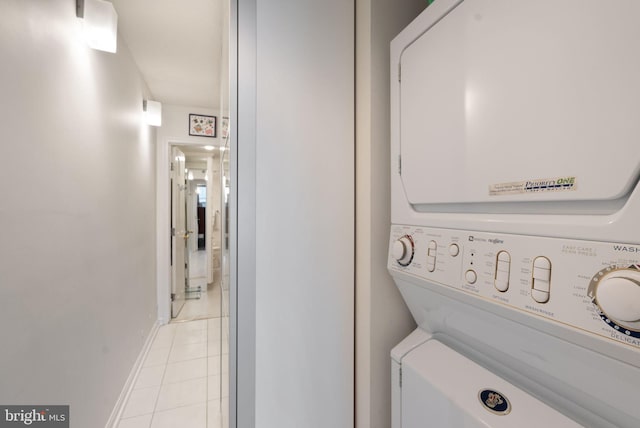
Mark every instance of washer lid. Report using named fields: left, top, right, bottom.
left=399, top=0, right=640, bottom=206
left=401, top=340, right=581, bottom=428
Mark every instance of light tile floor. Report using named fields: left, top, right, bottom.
left=174, top=284, right=224, bottom=322
left=174, top=251, right=227, bottom=322
left=117, top=318, right=229, bottom=428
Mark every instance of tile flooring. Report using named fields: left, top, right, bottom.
left=174, top=251, right=226, bottom=322
left=174, top=283, right=225, bottom=322
left=117, top=318, right=229, bottom=428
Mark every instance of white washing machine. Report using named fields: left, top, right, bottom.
left=388, top=1, right=640, bottom=427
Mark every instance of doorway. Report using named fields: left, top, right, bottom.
left=169, top=143, right=227, bottom=322
left=170, top=146, right=188, bottom=317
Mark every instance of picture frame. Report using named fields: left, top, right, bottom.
left=221, top=116, right=229, bottom=140
left=189, top=114, right=216, bottom=137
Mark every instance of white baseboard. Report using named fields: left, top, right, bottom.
left=104, top=320, right=162, bottom=428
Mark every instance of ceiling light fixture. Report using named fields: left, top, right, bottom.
left=76, top=0, right=118, bottom=53
left=143, top=100, right=162, bottom=127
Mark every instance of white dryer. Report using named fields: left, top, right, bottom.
left=388, top=1, right=640, bottom=427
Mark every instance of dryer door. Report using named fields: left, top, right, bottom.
left=401, top=340, right=581, bottom=428
left=399, top=0, right=640, bottom=207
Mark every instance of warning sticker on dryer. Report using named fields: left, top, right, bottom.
left=489, top=176, right=576, bottom=196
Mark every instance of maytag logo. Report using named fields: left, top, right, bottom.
left=613, top=245, right=640, bottom=253
left=0, top=406, right=68, bottom=427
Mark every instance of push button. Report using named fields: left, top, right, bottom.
left=531, top=256, right=552, bottom=303
left=465, top=269, right=477, bottom=284
left=494, top=251, right=510, bottom=292
left=448, top=243, right=460, bottom=257
left=427, top=240, right=437, bottom=272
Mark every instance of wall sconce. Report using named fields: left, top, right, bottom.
left=76, top=0, right=118, bottom=53
left=143, top=100, right=162, bottom=127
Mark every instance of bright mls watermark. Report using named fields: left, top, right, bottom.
left=0, top=406, right=68, bottom=427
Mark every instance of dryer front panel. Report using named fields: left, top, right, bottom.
left=399, top=0, right=640, bottom=207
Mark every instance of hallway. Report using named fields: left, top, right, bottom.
left=1, top=0, right=379, bottom=426
left=117, top=318, right=229, bottom=428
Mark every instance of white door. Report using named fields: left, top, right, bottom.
left=398, top=0, right=640, bottom=207
left=171, top=147, right=189, bottom=318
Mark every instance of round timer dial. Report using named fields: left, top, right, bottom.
left=392, top=235, right=414, bottom=266
left=588, top=265, right=640, bottom=338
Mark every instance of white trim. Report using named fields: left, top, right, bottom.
left=104, top=320, right=161, bottom=428
left=234, top=1, right=255, bottom=427
left=156, top=136, right=215, bottom=324
left=229, top=1, right=239, bottom=428
left=156, top=137, right=171, bottom=324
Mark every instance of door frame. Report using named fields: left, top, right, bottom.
left=156, top=138, right=214, bottom=324
left=170, top=146, right=189, bottom=318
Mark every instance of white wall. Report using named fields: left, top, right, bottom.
left=355, top=1, right=426, bottom=428
left=0, top=1, right=157, bottom=426
left=236, top=0, right=355, bottom=427
left=159, top=104, right=223, bottom=145
left=219, top=0, right=230, bottom=131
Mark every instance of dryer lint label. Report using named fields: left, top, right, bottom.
left=489, top=176, right=577, bottom=196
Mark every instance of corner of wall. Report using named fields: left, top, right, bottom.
left=355, top=0, right=426, bottom=427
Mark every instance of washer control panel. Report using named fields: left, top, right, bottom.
left=388, top=225, right=640, bottom=349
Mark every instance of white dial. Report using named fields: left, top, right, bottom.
left=594, top=269, right=640, bottom=324
left=392, top=236, right=414, bottom=266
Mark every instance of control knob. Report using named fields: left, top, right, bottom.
left=588, top=266, right=640, bottom=336
left=392, top=235, right=414, bottom=266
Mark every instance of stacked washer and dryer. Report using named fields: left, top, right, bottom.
left=388, top=1, right=640, bottom=427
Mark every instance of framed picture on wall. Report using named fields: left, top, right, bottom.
left=189, top=114, right=216, bottom=137
left=221, top=117, right=229, bottom=139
